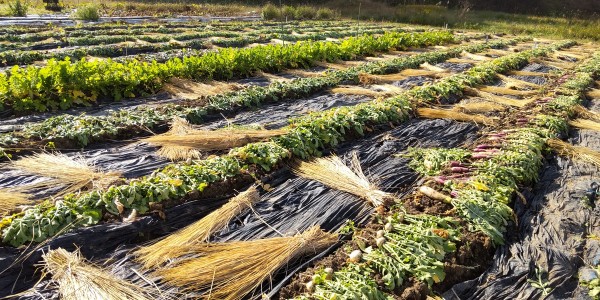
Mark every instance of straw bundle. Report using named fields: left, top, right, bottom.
left=157, top=226, right=337, bottom=300
left=453, top=101, right=507, bottom=113
left=465, top=88, right=532, bottom=107
left=135, top=187, right=260, bottom=268
left=420, top=62, right=447, bottom=72
left=587, top=89, right=600, bottom=99
left=292, top=153, right=394, bottom=206
left=569, top=118, right=600, bottom=131
left=256, top=71, right=292, bottom=82
left=358, top=72, right=407, bottom=85
left=497, top=74, right=541, bottom=88
left=447, top=57, right=479, bottom=64
left=331, top=86, right=383, bottom=97
left=0, top=189, right=30, bottom=214
left=10, top=153, right=121, bottom=196
left=508, top=70, right=551, bottom=77
left=461, top=51, right=491, bottom=61
left=144, top=128, right=287, bottom=161
left=574, top=105, right=600, bottom=122
left=478, top=86, right=536, bottom=97
left=547, top=139, right=600, bottom=168
left=43, top=248, right=151, bottom=300
left=163, top=78, right=239, bottom=99
left=417, top=108, right=493, bottom=125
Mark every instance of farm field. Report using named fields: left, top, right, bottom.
left=0, top=16, right=599, bottom=300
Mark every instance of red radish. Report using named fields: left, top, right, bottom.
left=450, top=191, right=459, bottom=197
left=451, top=167, right=470, bottom=173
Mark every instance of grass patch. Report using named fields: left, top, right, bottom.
left=328, top=1, right=600, bottom=40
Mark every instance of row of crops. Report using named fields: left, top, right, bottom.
left=0, top=21, right=408, bottom=66
left=1, top=22, right=599, bottom=300
left=0, top=30, right=452, bottom=114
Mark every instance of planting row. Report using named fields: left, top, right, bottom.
left=292, top=49, right=600, bottom=299
left=0, top=20, right=373, bottom=38
left=0, top=22, right=399, bottom=44
left=0, top=40, right=572, bottom=247
left=0, top=35, right=509, bottom=159
left=0, top=21, right=402, bottom=51
left=0, top=27, right=400, bottom=67
left=0, top=31, right=454, bottom=114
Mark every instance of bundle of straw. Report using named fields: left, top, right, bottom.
left=143, top=126, right=287, bottom=161
left=157, top=226, right=337, bottom=300
left=497, top=74, right=541, bottom=88
left=478, top=86, right=536, bottom=97
left=10, top=153, right=121, bottom=196
left=508, top=70, right=551, bottom=77
left=43, top=248, right=151, bottom=300
left=547, top=139, right=600, bottom=168
left=453, top=101, right=507, bottom=114
left=135, top=187, right=261, bottom=268
left=292, top=153, right=394, bottom=206
left=331, top=86, right=383, bottom=97
left=569, top=118, right=600, bottom=132
left=417, top=108, right=493, bottom=125
left=0, top=189, right=30, bottom=214
left=465, top=88, right=532, bottom=107
left=358, top=72, right=406, bottom=85
left=587, top=89, right=600, bottom=99
left=574, top=105, right=600, bottom=122
left=163, top=78, right=239, bottom=99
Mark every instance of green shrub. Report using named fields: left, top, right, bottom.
left=294, top=6, right=317, bottom=20
left=74, top=4, right=101, bottom=21
left=8, top=0, right=28, bottom=17
left=282, top=5, right=295, bottom=20
left=316, top=8, right=336, bottom=20
left=261, top=3, right=280, bottom=20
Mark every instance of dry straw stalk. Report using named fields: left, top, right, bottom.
left=0, top=189, right=30, bottom=214
left=143, top=119, right=286, bottom=160
left=10, top=153, right=121, bottom=196
left=453, top=101, right=507, bottom=114
left=574, top=105, right=600, bottom=122
left=135, top=187, right=261, bottom=268
left=158, top=226, right=337, bottom=300
left=43, top=248, right=151, bottom=300
left=478, top=85, right=537, bottom=97
left=292, top=152, right=394, bottom=206
left=569, top=118, right=600, bottom=132
left=548, top=139, right=600, bottom=168
left=417, top=108, right=493, bottom=125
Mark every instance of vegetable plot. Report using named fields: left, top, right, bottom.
left=0, top=40, right=572, bottom=247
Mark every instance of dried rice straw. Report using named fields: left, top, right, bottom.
left=465, top=88, right=532, bottom=107
left=331, top=86, right=383, bottom=97
left=292, top=152, right=394, bottom=206
left=43, top=248, right=152, bottom=300
left=587, top=89, right=600, bottom=99
left=417, top=108, right=493, bottom=125
left=10, top=153, right=121, bottom=196
left=157, top=226, right=337, bottom=300
left=453, top=101, right=507, bottom=113
left=574, top=105, right=600, bottom=122
left=497, top=74, right=541, bottom=88
left=0, top=189, right=31, bottom=214
left=135, top=187, right=261, bottom=268
left=547, top=139, right=600, bottom=168
left=358, top=73, right=407, bottom=85
left=144, top=124, right=287, bottom=160
left=569, top=118, right=600, bottom=131
left=478, top=86, right=537, bottom=97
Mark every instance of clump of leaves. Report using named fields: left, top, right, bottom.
left=8, top=0, right=28, bottom=17
left=74, top=4, right=100, bottom=21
